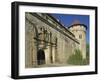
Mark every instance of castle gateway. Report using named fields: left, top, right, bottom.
left=25, top=13, right=87, bottom=68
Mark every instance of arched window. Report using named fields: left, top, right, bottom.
left=79, top=34, right=82, bottom=39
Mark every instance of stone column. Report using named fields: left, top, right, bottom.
left=32, top=40, right=37, bottom=67
left=44, top=44, right=51, bottom=65
left=52, top=45, right=56, bottom=63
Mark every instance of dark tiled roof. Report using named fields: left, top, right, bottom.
left=68, top=24, right=87, bottom=30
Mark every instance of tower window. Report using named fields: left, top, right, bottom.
left=79, top=34, right=82, bottom=39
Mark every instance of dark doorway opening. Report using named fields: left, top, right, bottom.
left=37, top=49, right=45, bottom=65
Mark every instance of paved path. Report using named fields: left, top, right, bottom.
left=33, top=63, right=73, bottom=68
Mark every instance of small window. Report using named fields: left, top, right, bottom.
left=79, top=34, right=82, bottom=39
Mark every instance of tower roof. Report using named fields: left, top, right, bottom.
left=68, top=20, right=87, bottom=30
left=72, top=20, right=80, bottom=25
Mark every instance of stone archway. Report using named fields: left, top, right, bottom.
left=37, top=49, right=45, bottom=65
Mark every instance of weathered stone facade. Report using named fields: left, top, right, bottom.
left=25, top=13, right=86, bottom=68
left=68, top=22, right=87, bottom=59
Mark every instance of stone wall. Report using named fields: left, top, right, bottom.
left=69, top=25, right=86, bottom=59
left=25, top=12, right=79, bottom=68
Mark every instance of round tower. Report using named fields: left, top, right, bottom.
left=68, top=20, right=87, bottom=59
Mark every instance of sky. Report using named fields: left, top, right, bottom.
left=51, top=13, right=90, bottom=44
